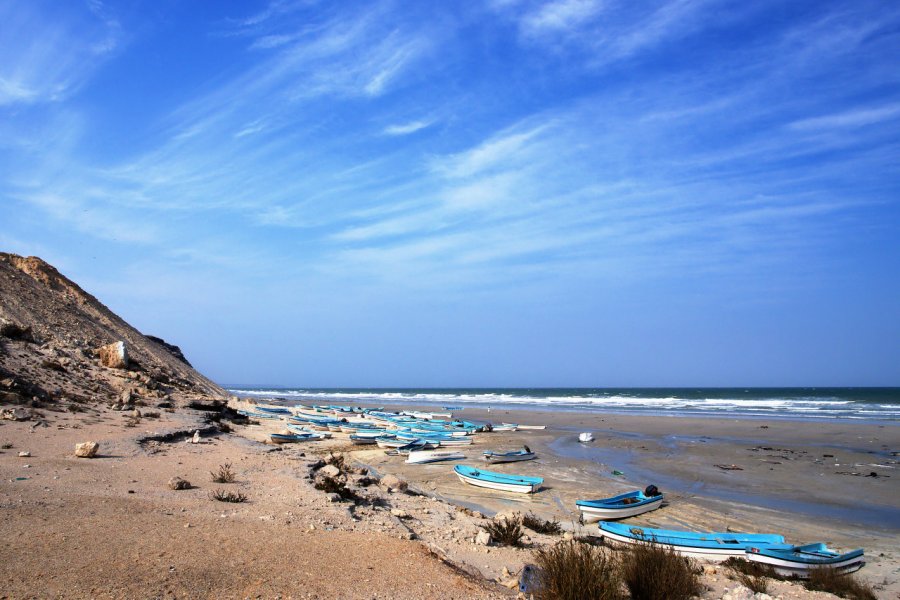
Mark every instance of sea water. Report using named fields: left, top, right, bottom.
left=225, top=387, right=900, bottom=422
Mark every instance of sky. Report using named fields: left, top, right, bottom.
left=1, top=0, right=898, bottom=387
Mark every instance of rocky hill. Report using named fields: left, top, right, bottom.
left=0, top=252, right=225, bottom=410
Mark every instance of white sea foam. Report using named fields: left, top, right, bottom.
left=227, top=387, right=899, bottom=420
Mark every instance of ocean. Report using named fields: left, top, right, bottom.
left=225, top=387, right=900, bottom=422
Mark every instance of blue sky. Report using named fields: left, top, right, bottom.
left=2, top=0, right=898, bottom=387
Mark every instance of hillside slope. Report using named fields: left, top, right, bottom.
left=0, top=252, right=225, bottom=406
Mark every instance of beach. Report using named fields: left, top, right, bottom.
left=2, top=392, right=898, bottom=599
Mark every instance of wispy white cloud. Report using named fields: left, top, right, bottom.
left=789, top=103, right=900, bottom=131
left=520, top=0, right=603, bottom=36
left=0, top=2, right=121, bottom=106
left=383, top=120, right=434, bottom=136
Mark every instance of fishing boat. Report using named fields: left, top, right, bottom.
left=405, top=450, right=465, bottom=464
left=454, top=465, right=543, bottom=494
left=270, top=432, right=317, bottom=444
left=576, top=487, right=664, bottom=522
left=745, top=543, right=865, bottom=577
left=438, top=437, right=474, bottom=447
left=349, top=433, right=378, bottom=445
left=596, top=522, right=786, bottom=560
left=490, top=423, right=518, bottom=432
left=396, top=439, right=430, bottom=455
left=578, top=432, right=594, bottom=443
left=482, top=447, right=536, bottom=464
left=286, top=424, right=330, bottom=438
left=516, top=424, right=546, bottom=430
left=255, top=405, right=292, bottom=415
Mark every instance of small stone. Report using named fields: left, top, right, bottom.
left=476, top=530, right=491, bottom=545
left=74, top=441, right=99, bottom=458
left=318, top=465, right=341, bottom=478
left=168, top=476, right=191, bottom=490
left=562, top=531, right=574, bottom=541
left=326, top=493, right=341, bottom=503
left=191, top=430, right=200, bottom=444
left=17, top=451, right=31, bottom=457
left=380, top=474, right=407, bottom=492
left=390, top=508, right=409, bottom=519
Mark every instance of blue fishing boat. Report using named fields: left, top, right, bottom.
left=454, top=465, right=543, bottom=494
left=396, top=439, right=432, bottom=455
left=576, top=487, right=664, bottom=522
left=270, top=432, right=317, bottom=444
left=255, top=405, right=292, bottom=415
left=746, top=543, right=865, bottom=577
left=596, top=521, right=787, bottom=560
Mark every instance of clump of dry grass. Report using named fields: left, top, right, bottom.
left=723, top=557, right=775, bottom=594
left=620, top=541, right=702, bottom=600
left=211, top=462, right=236, bottom=483
left=523, top=512, right=562, bottom=535
left=534, top=540, right=624, bottom=600
left=804, top=568, right=876, bottom=600
left=1, top=442, right=13, bottom=449
left=210, top=489, right=247, bottom=503
left=483, top=515, right=525, bottom=547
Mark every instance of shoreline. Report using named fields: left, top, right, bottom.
left=246, top=398, right=900, bottom=594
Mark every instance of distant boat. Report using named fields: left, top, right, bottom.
left=516, top=424, right=546, bottom=430
left=576, top=487, right=664, bottom=522
left=255, top=405, right=292, bottom=415
left=579, top=432, right=594, bottom=443
left=482, top=447, right=536, bottom=464
left=405, top=450, right=465, bottom=464
left=490, top=423, right=518, bottom=432
left=349, top=434, right=378, bottom=445
left=597, top=521, right=785, bottom=560
left=745, top=543, right=865, bottom=577
left=454, top=465, right=543, bottom=494
left=270, top=432, right=317, bottom=444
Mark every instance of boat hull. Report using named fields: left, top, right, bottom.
left=454, top=465, right=542, bottom=494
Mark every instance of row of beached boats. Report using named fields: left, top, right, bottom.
left=241, top=402, right=865, bottom=578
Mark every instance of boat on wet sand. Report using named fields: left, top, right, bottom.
left=454, top=465, right=543, bottom=494
left=482, top=447, right=536, bottom=464
left=745, top=543, right=865, bottom=577
left=405, top=450, right=465, bottom=464
left=576, top=487, right=664, bottom=522
left=596, top=521, right=786, bottom=560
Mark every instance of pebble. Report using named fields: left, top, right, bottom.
left=18, top=451, right=30, bottom=457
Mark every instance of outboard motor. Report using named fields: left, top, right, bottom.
left=644, top=484, right=660, bottom=497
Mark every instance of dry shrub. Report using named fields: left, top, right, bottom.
left=534, top=540, right=624, bottom=600
left=211, top=462, right=236, bottom=483
left=620, top=541, right=702, bottom=600
left=483, top=515, right=525, bottom=547
left=723, top=557, right=775, bottom=594
left=523, top=512, right=562, bottom=535
left=1, top=442, right=12, bottom=449
left=804, top=568, right=876, bottom=600
left=210, top=489, right=247, bottom=503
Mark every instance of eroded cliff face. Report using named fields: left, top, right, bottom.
left=0, top=252, right=225, bottom=407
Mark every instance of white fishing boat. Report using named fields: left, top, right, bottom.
left=482, top=447, right=536, bottom=464
left=578, top=432, right=594, bottom=443
left=405, top=450, right=465, bottom=464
